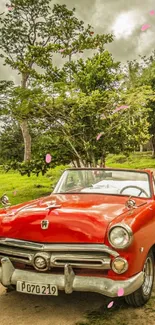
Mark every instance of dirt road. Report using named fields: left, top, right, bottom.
left=1, top=283, right=155, bottom=325
left=0, top=284, right=104, bottom=325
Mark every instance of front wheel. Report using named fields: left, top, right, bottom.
left=5, top=285, right=16, bottom=292
left=125, top=251, right=154, bottom=307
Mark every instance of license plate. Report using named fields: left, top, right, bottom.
left=16, top=281, right=58, bottom=296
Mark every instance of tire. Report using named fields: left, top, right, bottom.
left=125, top=250, right=154, bottom=307
left=5, top=285, right=16, bottom=292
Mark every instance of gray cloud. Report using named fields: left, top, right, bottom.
left=1, top=0, right=155, bottom=82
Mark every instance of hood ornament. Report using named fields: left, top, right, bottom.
left=46, top=200, right=61, bottom=210
left=41, top=220, right=49, bottom=230
left=125, top=196, right=136, bottom=209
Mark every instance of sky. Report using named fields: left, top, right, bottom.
left=1, top=0, right=155, bottom=83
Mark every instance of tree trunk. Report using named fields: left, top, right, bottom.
left=100, top=154, right=106, bottom=167
left=140, top=144, right=143, bottom=152
left=151, top=135, right=155, bottom=158
left=20, top=73, right=32, bottom=162
left=76, top=158, right=85, bottom=167
left=20, top=120, right=31, bottom=161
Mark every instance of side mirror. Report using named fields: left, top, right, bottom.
left=0, top=194, right=11, bottom=207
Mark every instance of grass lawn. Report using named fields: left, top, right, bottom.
left=0, top=170, right=53, bottom=206
left=0, top=165, right=68, bottom=206
left=106, top=151, right=155, bottom=169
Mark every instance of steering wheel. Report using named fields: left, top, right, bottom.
left=120, top=185, right=148, bottom=197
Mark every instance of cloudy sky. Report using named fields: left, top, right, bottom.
left=1, top=0, right=155, bottom=82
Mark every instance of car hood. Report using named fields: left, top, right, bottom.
left=0, top=194, right=148, bottom=243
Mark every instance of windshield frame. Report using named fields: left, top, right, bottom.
left=52, top=168, right=153, bottom=199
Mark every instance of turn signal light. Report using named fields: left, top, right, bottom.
left=111, top=257, right=128, bottom=274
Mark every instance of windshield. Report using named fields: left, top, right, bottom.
left=53, top=169, right=151, bottom=198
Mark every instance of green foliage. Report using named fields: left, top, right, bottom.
left=0, top=0, right=154, bottom=170
left=71, top=51, right=122, bottom=94
left=0, top=124, right=24, bottom=163
left=4, top=159, right=52, bottom=177
left=0, top=0, right=114, bottom=165
left=0, top=80, right=14, bottom=115
left=0, top=1, right=113, bottom=80
left=124, top=54, right=155, bottom=156
left=41, top=83, right=152, bottom=166
left=32, top=133, right=72, bottom=166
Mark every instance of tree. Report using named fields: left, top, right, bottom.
left=125, top=54, right=155, bottom=156
left=41, top=84, right=153, bottom=167
left=68, top=51, right=123, bottom=94
left=0, top=123, right=24, bottom=164
left=0, top=0, right=113, bottom=161
left=0, top=80, right=14, bottom=113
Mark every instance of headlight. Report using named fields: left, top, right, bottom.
left=108, top=224, right=133, bottom=249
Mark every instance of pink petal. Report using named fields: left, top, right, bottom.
left=107, top=301, right=114, bottom=309
left=141, top=24, right=151, bottom=31
left=45, top=154, right=52, bottom=163
left=114, top=105, right=129, bottom=113
left=53, top=210, right=59, bottom=215
left=13, top=190, right=17, bottom=196
left=117, top=288, right=124, bottom=297
left=8, top=7, right=13, bottom=11
left=149, top=10, right=155, bottom=16
left=59, top=49, right=65, bottom=53
left=96, top=133, right=104, bottom=141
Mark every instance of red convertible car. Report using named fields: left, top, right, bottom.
left=0, top=167, right=155, bottom=307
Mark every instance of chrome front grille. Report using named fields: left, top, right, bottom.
left=50, top=252, right=110, bottom=269
left=0, top=244, right=34, bottom=265
left=0, top=238, right=119, bottom=271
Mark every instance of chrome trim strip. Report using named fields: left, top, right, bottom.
left=0, top=238, right=119, bottom=257
left=0, top=246, right=33, bottom=264
left=0, top=257, right=144, bottom=297
left=50, top=253, right=111, bottom=269
left=0, top=255, right=32, bottom=265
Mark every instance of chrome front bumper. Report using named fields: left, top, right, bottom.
left=0, top=257, right=144, bottom=297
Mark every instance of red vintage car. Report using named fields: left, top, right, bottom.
left=0, top=167, right=155, bottom=307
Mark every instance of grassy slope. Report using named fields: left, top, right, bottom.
left=0, top=170, right=52, bottom=205
left=0, top=165, right=68, bottom=205
left=106, top=151, right=155, bottom=169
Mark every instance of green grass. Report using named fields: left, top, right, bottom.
left=106, top=152, right=155, bottom=169
left=0, top=170, right=53, bottom=206
left=0, top=164, right=69, bottom=206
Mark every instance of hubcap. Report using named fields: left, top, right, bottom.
left=142, top=257, right=154, bottom=296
